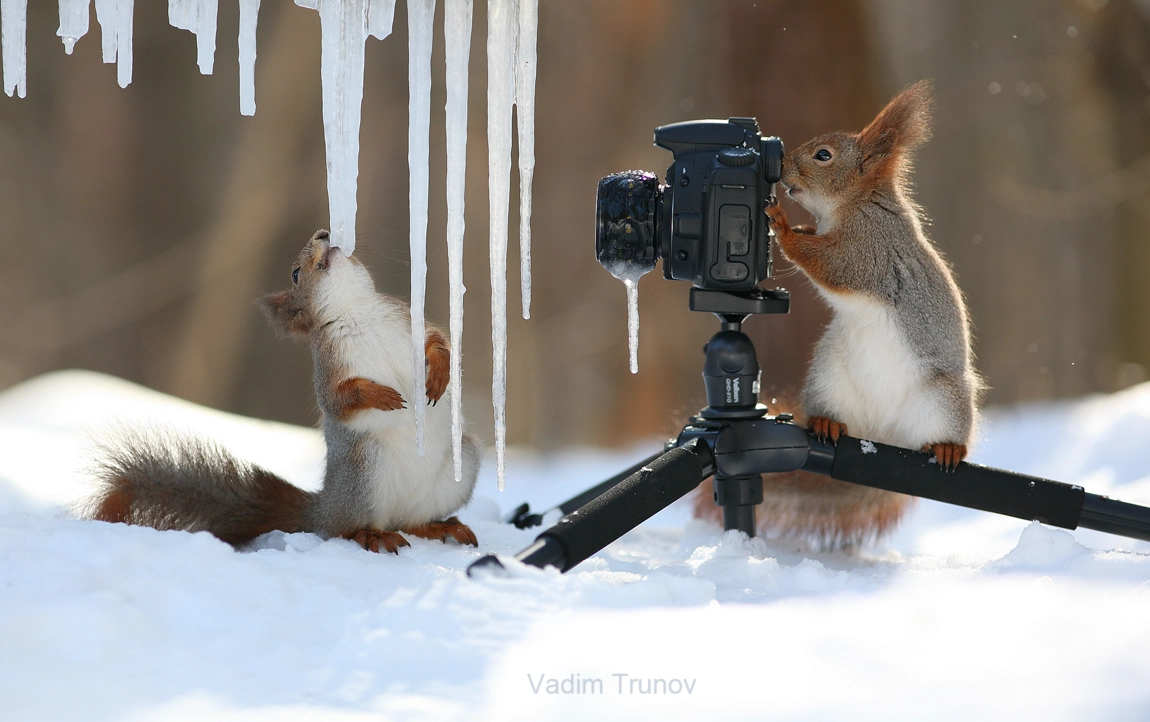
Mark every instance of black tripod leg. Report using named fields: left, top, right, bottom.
left=713, top=474, right=763, bottom=536
left=468, top=439, right=715, bottom=575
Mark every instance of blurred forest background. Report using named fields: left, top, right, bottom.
left=1, top=0, right=1149, bottom=450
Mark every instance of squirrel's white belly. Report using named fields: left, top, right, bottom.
left=336, top=316, right=468, bottom=527
left=808, top=292, right=954, bottom=450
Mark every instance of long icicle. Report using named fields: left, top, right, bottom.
left=515, top=0, right=536, bottom=320
left=409, top=0, right=436, bottom=455
left=94, top=0, right=133, bottom=88
left=445, top=0, right=472, bottom=480
left=237, top=0, right=259, bottom=115
left=57, top=0, right=91, bottom=54
left=1, top=0, right=27, bottom=98
left=488, top=0, right=515, bottom=490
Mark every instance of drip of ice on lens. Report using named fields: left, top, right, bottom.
left=94, top=0, right=133, bottom=88
left=515, top=0, right=537, bottom=320
left=408, top=0, right=435, bottom=455
left=237, top=0, right=259, bottom=115
left=445, top=0, right=472, bottom=480
left=488, top=0, right=515, bottom=490
left=168, top=0, right=218, bottom=75
left=1, top=0, right=27, bottom=98
left=605, top=262, right=648, bottom=374
left=58, top=0, right=91, bottom=55
left=295, top=0, right=395, bottom=256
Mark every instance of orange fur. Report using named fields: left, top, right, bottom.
left=332, top=377, right=406, bottom=420
left=424, top=329, right=450, bottom=404
left=344, top=529, right=411, bottom=554
left=402, top=516, right=477, bottom=546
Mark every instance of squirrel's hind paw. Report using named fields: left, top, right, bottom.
left=809, top=416, right=848, bottom=444
left=925, top=443, right=967, bottom=472
left=402, top=516, right=478, bottom=547
left=345, top=529, right=411, bottom=554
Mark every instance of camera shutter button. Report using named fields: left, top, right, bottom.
left=718, top=148, right=755, bottom=166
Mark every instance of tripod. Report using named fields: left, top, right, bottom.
left=468, top=288, right=1150, bottom=576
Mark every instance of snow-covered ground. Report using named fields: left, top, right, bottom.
left=2, top=370, right=1149, bottom=721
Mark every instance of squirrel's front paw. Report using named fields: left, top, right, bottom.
left=764, top=201, right=789, bottom=232
left=809, top=416, right=848, bottom=444
left=334, top=377, right=406, bottom=420
left=925, top=443, right=966, bottom=472
left=425, top=330, right=450, bottom=405
left=345, top=529, right=411, bottom=554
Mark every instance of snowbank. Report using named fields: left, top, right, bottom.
left=1, top=370, right=1149, bottom=721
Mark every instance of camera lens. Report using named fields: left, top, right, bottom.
left=595, top=171, right=660, bottom=278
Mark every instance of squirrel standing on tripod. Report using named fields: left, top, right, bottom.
left=87, top=230, right=482, bottom=553
left=696, top=80, right=982, bottom=551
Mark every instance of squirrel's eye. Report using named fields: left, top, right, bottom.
left=814, top=148, right=833, bottom=162
left=291, top=267, right=301, bottom=285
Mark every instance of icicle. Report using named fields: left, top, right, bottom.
left=1, top=0, right=27, bottom=98
left=445, top=0, right=472, bottom=480
left=296, top=0, right=395, bottom=254
left=515, top=0, right=536, bottom=320
left=58, top=0, right=91, bottom=55
left=94, top=0, right=133, bottom=88
left=488, top=0, right=515, bottom=490
left=368, top=0, right=395, bottom=39
left=604, top=262, right=649, bottom=374
left=237, top=0, right=259, bottom=115
left=168, top=0, right=218, bottom=75
left=409, top=0, right=435, bottom=455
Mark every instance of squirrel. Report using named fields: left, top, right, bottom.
left=86, top=230, right=483, bottom=554
left=694, top=80, right=981, bottom=551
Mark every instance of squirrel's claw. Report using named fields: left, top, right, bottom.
left=345, top=529, right=411, bottom=554
left=926, top=443, right=967, bottom=472
left=809, top=416, right=848, bottom=445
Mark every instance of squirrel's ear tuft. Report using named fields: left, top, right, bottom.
left=259, top=291, right=314, bottom=337
left=858, top=79, right=933, bottom=176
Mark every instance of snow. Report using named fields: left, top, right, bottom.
left=487, top=0, right=515, bottom=490
left=94, top=0, right=133, bottom=88
left=237, top=0, right=259, bottom=115
left=1, top=0, right=26, bottom=98
left=408, top=0, right=435, bottom=455
left=57, top=0, right=90, bottom=55
left=168, top=0, right=218, bottom=75
left=445, top=0, right=472, bottom=480
left=2, top=369, right=1150, bottom=720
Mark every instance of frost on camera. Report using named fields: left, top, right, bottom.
left=860, top=440, right=878, bottom=455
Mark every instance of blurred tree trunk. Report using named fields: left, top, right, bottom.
left=863, top=0, right=1126, bottom=403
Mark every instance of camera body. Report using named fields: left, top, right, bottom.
left=596, top=117, right=783, bottom=292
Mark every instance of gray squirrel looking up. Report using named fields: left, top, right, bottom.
left=87, top=230, right=482, bottom=553
left=696, top=80, right=982, bottom=551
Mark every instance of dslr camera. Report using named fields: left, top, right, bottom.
left=595, top=117, right=784, bottom=292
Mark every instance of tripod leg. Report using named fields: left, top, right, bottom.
left=468, top=439, right=715, bottom=575
left=713, top=474, right=763, bottom=536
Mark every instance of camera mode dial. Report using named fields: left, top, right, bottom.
left=718, top=147, right=755, bottom=167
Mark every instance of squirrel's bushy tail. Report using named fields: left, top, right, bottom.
left=86, top=428, right=315, bottom=546
left=693, top=472, right=912, bottom=552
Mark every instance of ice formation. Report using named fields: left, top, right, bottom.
left=445, top=0, right=472, bottom=480
left=516, top=0, right=537, bottom=321
left=57, top=0, right=90, bottom=54
left=487, top=0, right=515, bottom=489
left=408, top=0, right=435, bottom=454
left=605, top=262, right=650, bottom=374
left=294, top=0, right=395, bottom=255
left=1, top=0, right=27, bottom=98
left=168, top=0, right=218, bottom=75
left=17, top=0, right=539, bottom=489
left=237, top=0, right=259, bottom=115
left=94, top=0, right=133, bottom=88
